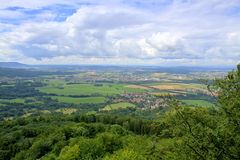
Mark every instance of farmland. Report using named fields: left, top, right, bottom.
left=0, top=65, right=225, bottom=120
left=101, top=102, right=136, bottom=111
left=51, top=96, right=106, bottom=104
left=0, top=98, right=25, bottom=104
left=39, top=83, right=146, bottom=96
left=181, top=100, right=215, bottom=107
left=55, top=108, right=77, bottom=114
left=125, top=83, right=208, bottom=95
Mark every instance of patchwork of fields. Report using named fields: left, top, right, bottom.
left=36, top=79, right=213, bottom=108
left=39, top=82, right=146, bottom=96
left=0, top=68, right=221, bottom=120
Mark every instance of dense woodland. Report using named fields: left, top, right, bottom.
left=0, top=65, right=239, bottom=160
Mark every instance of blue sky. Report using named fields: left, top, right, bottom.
left=0, top=0, right=239, bottom=66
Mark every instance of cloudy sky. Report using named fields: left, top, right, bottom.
left=0, top=0, right=239, bottom=66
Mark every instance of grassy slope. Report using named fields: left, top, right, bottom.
left=182, top=100, right=214, bottom=107
left=102, top=102, right=136, bottom=111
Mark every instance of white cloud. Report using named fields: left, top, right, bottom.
left=0, top=0, right=239, bottom=66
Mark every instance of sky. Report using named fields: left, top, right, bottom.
left=0, top=0, right=240, bottom=66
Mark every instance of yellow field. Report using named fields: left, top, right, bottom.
left=126, top=85, right=151, bottom=90
left=151, top=73, right=168, bottom=78
left=55, top=108, right=77, bottom=114
left=151, top=83, right=207, bottom=92
left=150, top=92, right=175, bottom=96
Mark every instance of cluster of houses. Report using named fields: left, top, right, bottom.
left=113, top=93, right=170, bottom=110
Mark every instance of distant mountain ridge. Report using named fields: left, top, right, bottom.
left=0, top=62, right=28, bottom=68
left=0, top=62, right=233, bottom=72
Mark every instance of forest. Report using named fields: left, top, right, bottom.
left=0, top=65, right=239, bottom=160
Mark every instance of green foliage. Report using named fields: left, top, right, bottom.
left=58, top=144, right=80, bottom=160
left=103, top=149, right=143, bottom=160
left=164, top=66, right=240, bottom=159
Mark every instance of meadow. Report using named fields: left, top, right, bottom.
left=0, top=98, right=25, bottom=103
left=39, top=82, right=146, bottom=96
left=181, top=99, right=214, bottom=107
left=51, top=96, right=106, bottom=104
left=101, top=102, right=136, bottom=111
left=0, top=103, right=6, bottom=107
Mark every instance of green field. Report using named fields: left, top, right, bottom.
left=51, top=96, right=106, bottom=104
left=0, top=103, right=6, bottom=107
left=0, top=98, right=43, bottom=105
left=39, top=82, right=146, bottom=96
left=102, top=102, right=136, bottom=111
left=182, top=100, right=214, bottom=107
left=0, top=98, right=25, bottom=103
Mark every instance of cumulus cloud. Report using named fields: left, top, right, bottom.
left=0, top=0, right=239, bottom=66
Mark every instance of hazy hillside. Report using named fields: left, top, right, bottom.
left=0, top=62, right=28, bottom=68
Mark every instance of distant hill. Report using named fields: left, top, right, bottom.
left=0, top=62, right=233, bottom=72
left=0, top=62, right=28, bottom=68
